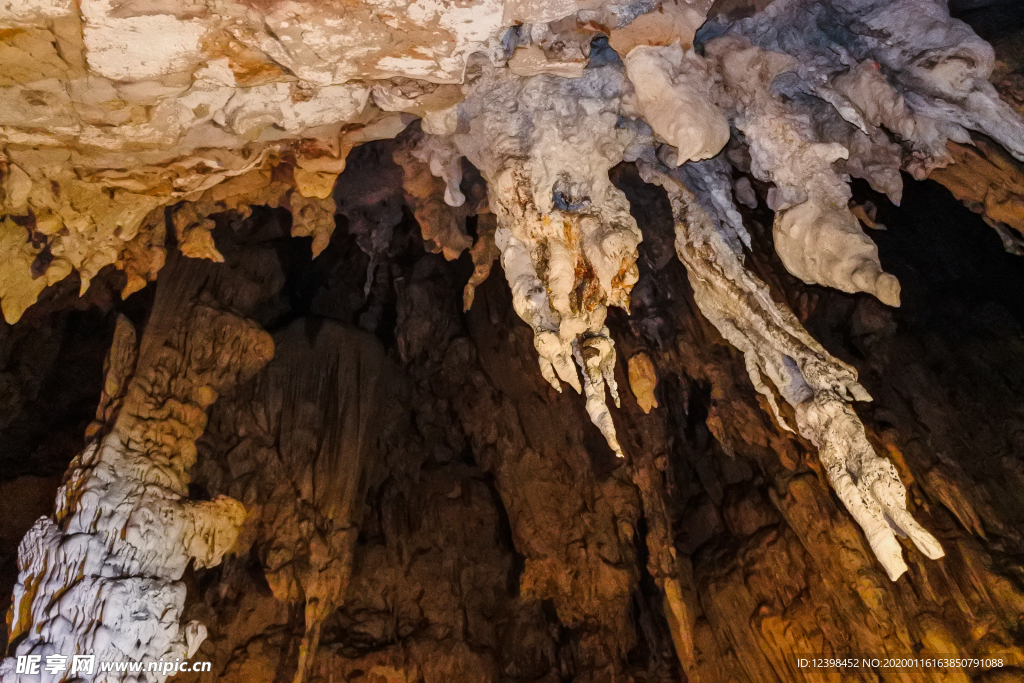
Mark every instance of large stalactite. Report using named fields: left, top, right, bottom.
left=2, top=0, right=1024, bottom=680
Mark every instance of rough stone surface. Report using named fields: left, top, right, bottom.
left=2, top=0, right=1024, bottom=680
left=3, top=143, right=1024, bottom=682
left=1, top=255, right=273, bottom=681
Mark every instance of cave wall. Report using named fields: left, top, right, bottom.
left=3, top=0, right=1024, bottom=680
left=5, top=137, right=1024, bottom=681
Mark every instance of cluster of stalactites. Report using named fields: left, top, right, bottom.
left=429, top=0, right=1023, bottom=576
left=696, top=0, right=1024, bottom=305
left=381, top=0, right=1024, bottom=465
left=420, top=63, right=653, bottom=456
left=280, top=0, right=1021, bottom=582
left=608, top=0, right=1024, bottom=577
left=637, top=155, right=945, bottom=581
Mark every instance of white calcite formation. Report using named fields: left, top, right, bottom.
left=624, top=44, right=730, bottom=164
left=720, top=0, right=1024, bottom=165
left=704, top=36, right=903, bottom=307
left=702, top=0, right=1024, bottom=304
left=446, top=63, right=651, bottom=457
left=0, top=260, right=273, bottom=681
left=639, top=157, right=944, bottom=581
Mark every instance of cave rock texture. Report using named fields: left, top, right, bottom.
left=3, top=0, right=1024, bottom=680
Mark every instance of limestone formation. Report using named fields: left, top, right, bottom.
left=703, top=0, right=1024, bottom=298
left=463, top=212, right=501, bottom=311
left=392, top=133, right=480, bottom=262
left=930, top=138, right=1024, bottom=245
left=640, top=158, right=943, bottom=581
left=623, top=44, right=730, bottom=164
left=445, top=63, right=647, bottom=457
left=627, top=351, right=658, bottom=414
left=2, top=0, right=1024, bottom=679
left=0, top=256, right=273, bottom=680
left=195, top=321, right=394, bottom=683
left=704, top=36, right=903, bottom=306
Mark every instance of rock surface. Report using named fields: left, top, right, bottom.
left=2, top=150, right=1023, bottom=681
left=1, top=0, right=1024, bottom=680
left=2, top=255, right=273, bottom=681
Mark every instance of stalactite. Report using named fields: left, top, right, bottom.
left=288, top=192, right=337, bottom=259
left=392, top=134, right=479, bottom=261
left=703, top=36, right=903, bottom=306
left=447, top=63, right=646, bottom=456
left=627, top=351, right=658, bottom=414
left=929, top=138, right=1024, bottom=245
left=703, top=0, right=1024, bottom=287
left=623, top=44, right=730, bottom=164
left=463, top=213, right=501, bottom=311
left=638, top=158, right=943, bottom=581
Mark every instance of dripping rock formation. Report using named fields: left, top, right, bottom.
left=2, top=0, right=1024, bottom=681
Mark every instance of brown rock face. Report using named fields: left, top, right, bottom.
left=929, top=139, right=1024, bottom=239
left=4, top=0, right=1024, bottom=674
left=3, top=135, right=1024, bottom=682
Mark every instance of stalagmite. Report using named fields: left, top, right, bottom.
left=0, top=256, right=273, bottom=680
left=639, top=158, right=943, bottom=581
left=628, top=448, right=700, bottom=682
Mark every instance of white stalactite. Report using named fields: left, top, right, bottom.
left=448, top=64, right=646, bottom=457
left=702, top=0, right=1024, bottom=295
left=639, top=158, right=944, bottom=581
left=623, top=44, right=731, bottom=164
left=413, top=134, right=467, bottom=208
left=704, top=36, right=903, bottom=307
